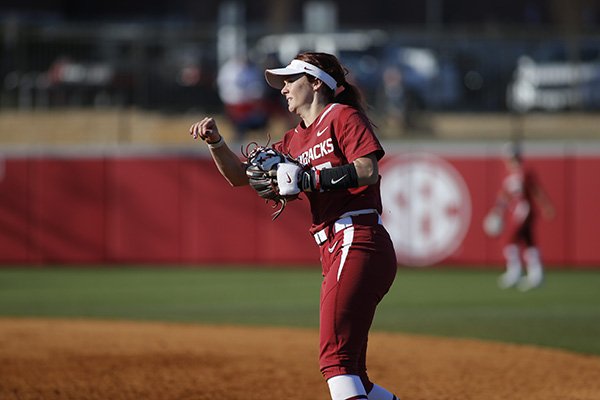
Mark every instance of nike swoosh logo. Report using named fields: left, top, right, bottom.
left=331, top=175, right=347, bottom=185
left=286, top=173, right=292, bottom=183
left=328, top=241, right=339, bottom=253
left=316, top=127, right=329, bottom=137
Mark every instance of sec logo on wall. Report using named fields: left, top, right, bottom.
left=380, top=152, right=471, bottom=266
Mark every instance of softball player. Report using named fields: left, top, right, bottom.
left=190, top=52, right=399, bottom=400
left=493, top=146, right=555, bottom=291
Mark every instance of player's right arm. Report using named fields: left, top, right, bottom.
left=189, top=117, right=249, bottom=187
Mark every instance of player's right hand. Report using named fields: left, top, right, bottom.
left=189, top=117, right=221, bottom=144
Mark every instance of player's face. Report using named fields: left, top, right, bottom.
left=281, top=74, right=313, bottom=114
left=505, top=156, right=522, bottom=172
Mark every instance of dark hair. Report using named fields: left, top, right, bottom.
left=295, top=52, right=372, bottom=123
left=507, top=142, right=523, bottom=163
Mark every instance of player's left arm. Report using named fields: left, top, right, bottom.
left=277, top=152, right=379, bottom=195
left=532, top=179, right=555, bottom=219
left=352, top=153, right=379, bottom=186
left=277, top=110, right=381, bottom=195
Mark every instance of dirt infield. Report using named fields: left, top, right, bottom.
left=1, top=319, right=599, bottom=400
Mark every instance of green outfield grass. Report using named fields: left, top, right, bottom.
left=0, top=266, right=599, bottom=355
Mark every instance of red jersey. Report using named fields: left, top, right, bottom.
left=273, top=103, right=385, bottom=234
left=501, top=166, right=539, bottom=225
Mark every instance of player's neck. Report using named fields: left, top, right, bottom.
left=299, top=99, right=329, bottom=128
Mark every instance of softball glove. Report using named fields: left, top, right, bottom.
left=243, top=144, right=301, bottom=220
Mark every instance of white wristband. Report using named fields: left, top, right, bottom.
left=207, top=136, right=225, bottom=149
left=276, top=162, right=301, bottom=196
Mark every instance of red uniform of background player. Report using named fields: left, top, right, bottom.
left=190, top=52, right=399, bottom=400
left=487, top=146, right=555, bottom=291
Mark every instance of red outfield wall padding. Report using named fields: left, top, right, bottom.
left=0, top=151, right=598, bottom=267
left=0, top=159, right=31, bottom=262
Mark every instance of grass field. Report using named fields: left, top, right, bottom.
left=0, top=266, right=599, bottom=355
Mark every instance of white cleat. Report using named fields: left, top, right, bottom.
left=498, top=272, right=521, bottom=289
left=517, top=275, right=543, bottom=291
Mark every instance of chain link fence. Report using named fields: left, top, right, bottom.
left=2, top=20, right=600, bottom=142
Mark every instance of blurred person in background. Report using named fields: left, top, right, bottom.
left=380, top=64, right=407, bottom=133
left=216, top=55, right=270, bottom=141
left=485, top=144, right=555, bottom=291
left=190, top=52, right=399, bottom=400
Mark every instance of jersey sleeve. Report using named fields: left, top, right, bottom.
left=272, top=140, right=284, bottom=154
left=272, top=129, right=294, bottom=155
left=335, top=109, right=384, bottom=162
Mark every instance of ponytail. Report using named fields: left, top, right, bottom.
left=333, top=78, right=376, bottom=129
left=334, top=80, right=369, bottom=117
left=295, top=52, right=375, bottom=128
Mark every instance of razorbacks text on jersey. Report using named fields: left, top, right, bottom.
left=274, top=103, right=385, bottom=233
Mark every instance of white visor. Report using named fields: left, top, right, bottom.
left=265, top=59, right=338, bottom=90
